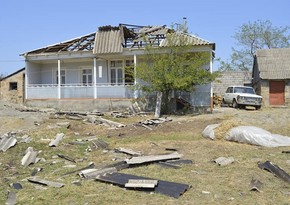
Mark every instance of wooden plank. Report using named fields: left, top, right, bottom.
left=125, top=152, right=183, bottom=165
left=125, top=179, right=158, bottom=188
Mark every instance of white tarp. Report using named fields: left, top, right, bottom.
left=202, top=124, right=290, bottom=147
left=202, top=124, right=220, bottom=140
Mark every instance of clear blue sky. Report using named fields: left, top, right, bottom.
left=1, top=0, right=289, bottom=75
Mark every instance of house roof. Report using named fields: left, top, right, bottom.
left=22, top=24, right=215, bottom=56
left=255, top=48, right=290, bottom=79
left=23, top=33, right=95, bottom=55
left=0, top=67, right=25, bottom=81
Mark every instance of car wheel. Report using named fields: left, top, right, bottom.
left=232, top=99, right=239, bottom=108
left=221, top=99, right=227, bottom=107
left=255, top=106, right=261, bottom=110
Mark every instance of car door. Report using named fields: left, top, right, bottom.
left=223, top=87, right=233, bottom=103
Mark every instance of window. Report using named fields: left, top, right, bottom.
left=9, top=82, right=18, bottom=90
left=56, top=70, right=66, bottom=85
left=110, top=60, right=123, bottom=85
left=82, top=69, right=92, bottom=86
left=125, top=60, right=134, bottom=84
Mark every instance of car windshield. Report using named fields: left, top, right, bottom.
left=233, top=87, right=255, bottom=94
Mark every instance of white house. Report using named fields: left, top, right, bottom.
left=21, top=24, right=215, bottom=111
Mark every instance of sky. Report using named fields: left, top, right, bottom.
left=1, top=0, right=290, bottom=75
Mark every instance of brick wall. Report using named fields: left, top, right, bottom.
left=212, top=71, right=252, bottom=97
left=0, top=71, right=25, bottom=103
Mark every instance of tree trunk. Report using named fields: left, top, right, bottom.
left=154, top=91, right=163, bottom=118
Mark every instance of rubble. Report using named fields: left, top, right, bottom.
left=21, top=147, right=39, bottom=167
left=249, top=178, right=263, bottom=192
left=214, top=157, right=235, bottom=166
left=49, top=133, right=64, bottom=147
left=96, top=172, right=191, bottom=198
left=27, top=177, right=65, bottom=188
left=6, top=191, right=16, bottom=205
left=125, top=152, right=183, bottom=165
left=0, top=135, right=17, bottom=152
left=258, top=161, right=290, bottom=184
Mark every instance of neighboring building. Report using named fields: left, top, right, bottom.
left=0, top=68, right=25, bottom=103
left=213, top=71, right=252, bottom=97
left=21, top=24, right=215, bottom=111
left=252, top=48, right=290, bottom=107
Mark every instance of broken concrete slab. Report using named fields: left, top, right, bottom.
left=21, top=147, right=38, bottom=167
left=27, top=177, right=64, bottom=188
left=49, top=133, right=64, bottom=147
left=0, top=136, right=17, bottom=152
left=214, top=157, right=235, bottom=166
left=96, top=172, right=190, bottom=198
left=125, top=179, right=158, bottom=188
left=125, top=152, right=183, bottom=165
left=258, top=161, right=290, bottom=184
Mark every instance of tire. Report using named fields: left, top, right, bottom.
left=232, top=99, right=239, bottom=108
left=255, top=106, right=261, bottom=110
left=221, top=99, right=227, bottom=107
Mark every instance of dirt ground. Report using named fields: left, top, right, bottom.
left=2, top=101, right=290, bottom=204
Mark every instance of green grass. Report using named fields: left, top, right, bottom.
left=1, top=114, right=290, bottom=204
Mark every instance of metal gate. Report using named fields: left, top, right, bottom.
left=269, top=81, right=285, bottom=105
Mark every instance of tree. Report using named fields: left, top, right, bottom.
left=135, top=33, right=217, bottom=117
left=227, top=20, right=290, bottom=71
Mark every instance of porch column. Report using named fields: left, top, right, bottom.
left=210, top=51, right=213, bottom=110
left=58, top=60, right=61, bottom=99
left=93, top=58, right=97, bottom=99
left=133, top=54, right=138, bottom=99
left=25, top=61, right=29, bottom=100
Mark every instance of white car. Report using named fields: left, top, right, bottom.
left=222, top=86, right=262, bottom=110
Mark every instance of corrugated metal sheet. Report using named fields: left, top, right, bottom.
left=0, top=136, right=17, bottom=152
left=96, top=172, right=191, bottom=198
left=160, top=33, right=214, bottom=48
left=256, top=48, right=290, bottom=79
left=93, top=30, right=123, bottom=54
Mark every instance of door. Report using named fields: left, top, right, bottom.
left=269, top=81, right=285, bottom=105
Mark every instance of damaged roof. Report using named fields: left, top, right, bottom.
left=23, top=23, right=215, bottom=56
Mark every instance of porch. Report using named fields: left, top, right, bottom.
left=26, top=83, right=135, bottom=99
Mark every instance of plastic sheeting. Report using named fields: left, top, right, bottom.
left=202, top=124, right=290, bottom=147
left=226, top=126, right=290, bottom=147
left=201, top=124, right=220, bottom=140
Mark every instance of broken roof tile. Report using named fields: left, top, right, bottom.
left=49, top=133, right=64, bottom=147
left=0, top=136, right=17, bottom=152
left=21, top=147, right=38, bottom=167
left=125, top=152, right=183, bottom=165
left=27, top=177, right=64, bottom=188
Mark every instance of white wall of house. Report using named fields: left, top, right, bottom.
left=27, top=60, right=110, bottom=85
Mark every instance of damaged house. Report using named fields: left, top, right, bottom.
left=21, top=23, right=215, bottom=111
